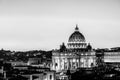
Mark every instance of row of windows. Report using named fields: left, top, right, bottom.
left=104, top=52, right=120, bottom=56
left=68, top=44, right=86, bottom=48
left=69, top=38, right=85, bottom=42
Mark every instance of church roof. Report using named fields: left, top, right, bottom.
left=68, top=25, right=85, bottom=42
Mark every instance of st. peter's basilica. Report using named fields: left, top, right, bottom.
left=51, top=25, right=96, bottom=72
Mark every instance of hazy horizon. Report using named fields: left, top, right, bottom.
left=0, top=0, right=120, bottom=51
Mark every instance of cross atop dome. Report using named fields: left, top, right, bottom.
left=75, top=24, right=79, bottom=31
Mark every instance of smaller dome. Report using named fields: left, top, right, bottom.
left=87, top=43, right=92, bottom=50
left=60, top=43, right=66, bottom=52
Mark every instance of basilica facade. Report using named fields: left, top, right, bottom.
left=51, top=25, right=96, bottom=72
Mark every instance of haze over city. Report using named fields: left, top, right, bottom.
left=0, top=0, right=120, bottom=51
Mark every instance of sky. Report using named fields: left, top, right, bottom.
left=0, top=0, right=120, bottom=51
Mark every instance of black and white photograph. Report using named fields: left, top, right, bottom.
left=0, top=0, right=120, bottom=80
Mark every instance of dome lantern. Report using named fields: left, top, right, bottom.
left=75, top=24, right=79, bottom=31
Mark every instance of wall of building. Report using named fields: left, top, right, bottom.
left=104, top=52, right=120, bottom=62
left=51, top=51, right=96, bottom=72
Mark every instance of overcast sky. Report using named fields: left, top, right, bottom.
left=0, top=0, right=120, bottom=51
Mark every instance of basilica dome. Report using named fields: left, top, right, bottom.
left=68, top=27, right=85, bottom=42
left=67, top=25, right=87, bottom=49
left=68, top=25, right=85, bottom=43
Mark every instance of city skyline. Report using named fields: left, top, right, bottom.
left=0, top=0, right=120, bottom=51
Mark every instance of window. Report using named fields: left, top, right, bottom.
left=55, top=63, right=58, bottom=66
left=50, top=75, right=52, bottom=80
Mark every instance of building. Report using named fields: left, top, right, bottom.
left=95, top=47, right=120, bottom=67
left=51, top=25, right=96, bottom=72
left=103, top=48, right=120, bottom=67
left=104, top=51, right=120, bottom=63
left=28, top=58, right=42, bottom=65
left=22, top=71, right=56, bottom=80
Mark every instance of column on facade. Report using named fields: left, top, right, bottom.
left=69, top=58, right=71, bottom=70
left=78, top=56, right=81, bottom=67
left=70, top=59, right=73, bottom=70
left=57, top=57, right=61, bottom=71
left=73, top=58, right=75, bottom=69
left=93, top=56, right=96, bottom=67
left=68, top=58, right=70, bottom=70
left=72, top=58, right=75, bottom=69
left=83, top=57, right=86, bottom=68
left=59, top=58, right=62, bottom=71
left=80, top=57, right=84, bottom=67
left=74, top=58, right=77, bottom=69
left=79, top=58, right=81, bottom=67
left=61, top=57, right=64, bottom=70
left=64, top=58, right=68, bottom=70
left=54, top=57, right=57, bottom=71
left=72, top=58, right=77, bottom=70
left=85, top=56, right=89, bottom=68
left=76, top=58, right=79, bottom=68
left=54, top=58, right=57, bottom=70
left=63, top=58, right=66, bottom=70
left=67, top=58, right=69, bottom=70
left=87, top=55, right=91, bottom=68
left=52, top=58, right=55, bottom=70
left=56, top=58, right=59, bottom=71
left=75, top=58, right=78, bottom=69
